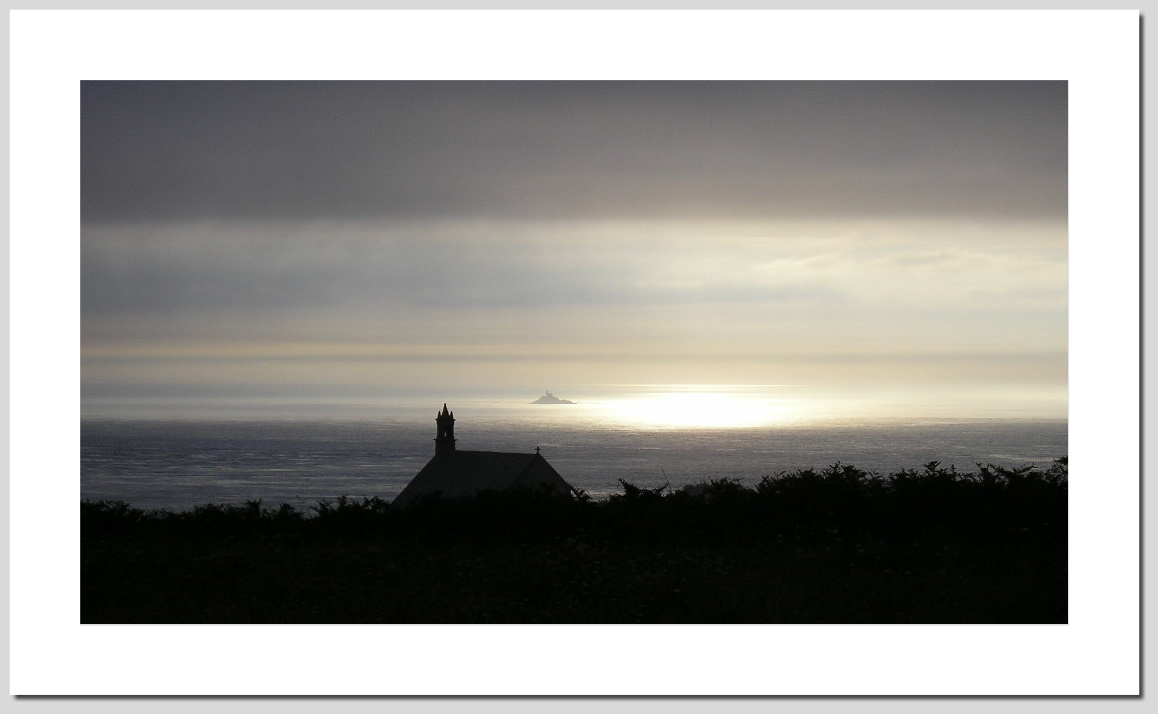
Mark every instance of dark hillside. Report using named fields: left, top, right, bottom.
left=82, top=459, right=1067, bottom=624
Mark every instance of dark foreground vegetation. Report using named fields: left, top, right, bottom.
left=82, top=459, right=1067, bottom=624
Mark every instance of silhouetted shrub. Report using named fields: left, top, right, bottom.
left=611, top=478, right=668, bottom=501
left=308, top=495, right=391, bottom=537
left=81, top=500, right=147, bottom=538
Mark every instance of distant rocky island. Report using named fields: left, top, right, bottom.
left=531, top=391, right=575, bottom=404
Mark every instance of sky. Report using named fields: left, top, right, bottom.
left=80, top=80, right=1068, bottom=422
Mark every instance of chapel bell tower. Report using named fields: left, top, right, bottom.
left=435, top=404, right=456, bottom=455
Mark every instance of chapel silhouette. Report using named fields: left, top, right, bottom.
left=392, top=404, right=574, bottom=507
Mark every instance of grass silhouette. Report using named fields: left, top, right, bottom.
left=82, top=458, right=1066, bottom=624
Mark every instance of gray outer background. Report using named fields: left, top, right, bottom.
left=1, top=0, right=1147, bottom=709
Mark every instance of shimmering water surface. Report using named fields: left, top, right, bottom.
left=81, top=406, right=1067, bottom=511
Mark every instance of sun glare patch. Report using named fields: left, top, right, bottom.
left=601, top=390, right=793, bottom=428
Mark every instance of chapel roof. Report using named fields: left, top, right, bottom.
left=393, top=448, right=573, bottom=506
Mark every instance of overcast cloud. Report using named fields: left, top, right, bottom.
left=82, top=81, right=1066, bottom=222
left=81, top=81, right=1067, bottom=416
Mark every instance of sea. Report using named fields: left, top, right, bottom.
left=80, top=402, right=1068, bottom=512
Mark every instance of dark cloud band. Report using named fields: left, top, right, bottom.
left=82, top=81, right=1066, bottom=223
